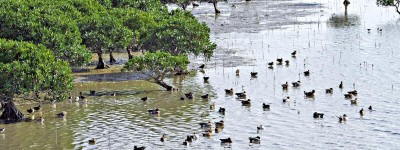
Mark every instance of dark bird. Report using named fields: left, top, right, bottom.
left=27, top=108, right=34, bottom=114
left=344, top=93, right=352, bottom=99
left=368, top=105, right=373, bottom=111
left=185, top=92, right=193, bottom=99
left=276, top=58, right=283, bottom=63
left=257, top=125, right=264, bottom=130
left=134, top=146, right=146, bottom=150
left=359, top=108, right=365, bottom=116
left=225, top=88, right=233, bottom=94
left=220, top=138, right=233, bottom=144
left=325, top=88, right=333, bottom=94
left=192, top=2, right=199, bottom=7
left=203, top=77, right=209, bottom=82
left=33, top=105, right=42, bottom=111
left=215, top=120, right=224, bottom=128
left=304, top=70, right=310, bottom=76
left=160, top=134, right=168, bottom=142
left=198, top=64, right=205, bottom=69
left=285, top=60, right=289, bottom=65
left=291, top=51, right=297, bottom=56
left=339, top=81, right=343, bottom=89
left=111, top=92, right=116, bottom=96
left=202, top=129, right=213, bottom=137
left=235, top=91, right=246, bottom=98
left=215, top=127, right=223, bottom=133
left=313, top=112, right=324, bottom=119
left=304, top=90, right=315, bottom=97
left=241, top=99, right=251, bottom=105
left=347, top=90, right=358, bottom=96
left=251, top=72, right=258, bottom=77
left=148, top=108, right=160, bottom=115
left=180, top=96, right=185, bottom=100
left=56, top=111, right=67, bottom=118
left=262, top=103, right=270, bottom=109
left=282, top=96, right=290, bottom=102
left=88, top=138, right=96, bottom=145
left=236, top=69, right=240, bottom=76
left=183, top=139, right=189, bottom=146
left=281, top=82, right=289, bottom=89
left=292, top=81, right=301, bottom=87
left=79, top=92, right=85, bottom=99
left=218, top=107, right=226, bottom=113
left=90, top=90, right=96, bottom=96
left=201, top=94, right=209, bottom=99
left=268, top=62, right=274, bottom=66
left=141, top=97, right=148, bottom=101
left=367, top=28, right=371, bottom=32
left=350, top=98, right=358, bottom=105
left=0, top=128, right=4, bottom=132
left=199, top=121, right=212, bottom=128
left=249, top=136, right=261, bottom=144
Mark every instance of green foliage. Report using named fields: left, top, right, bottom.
left=377, top=0, right=400, bottom=14
left=141, top=9, right=216, bottom=58
left=96, top=0, right=165, bottom=12
left=123, top=51, right=189, bottom=81
left=0, top=39, right=73, bottom=100
left=0, top=1, right=91, bottom=66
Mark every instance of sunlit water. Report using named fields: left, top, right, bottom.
left=1, top=0, right=400, bottom=149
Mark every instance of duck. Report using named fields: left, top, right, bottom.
left=325, top=88, right=333, bottom=94
left=141, top=96, right=148, bottom=101
left=37, top=117, right=45, bottom=123
left=235, top=91, right=246, bottom=98
left=343, top=114, right=348, bottom=121
left=251, top=72, right=258, bottom=77
left=180, top=96, right=185, bottom=100
left=33, top=105, right=42, bottom=111
left=350, top=98, right=358, bottom=105
left=368, top=105, right=373, bottom=111
left=56, top=111, right=67, bottom=118
left=338, top=115, right=344, bottom=122
left=111, top=92, right=116, bottom=96
left=185, top=92, right=193, bottom=99
left=344, top=93, right=352, bottom=99
left=90, top=90, right=96, bottom=96
left=88, top=138, right=96, bottom=144
left=202, top=129, right=213, bottom=137
left=75, top=96, right=80, bottom=102
left=218, top=107, right=226, bottom=113
left=304, top=70, right=310, bottom=76
left=348, top=90, right=358, bottom=96
left=214, top=127, right=223, bottom=133
left=285, top=60, right=289, bottom=65
left=148, top=108, right=160, bottom=115
left=236, top=69, right=240, bottom=76
left=257, top=125, right=264, bottom=130
left=241, top=99, right=251, bottom=105
left=282, top=96, right=290, bottom=102
left=203, top=77, right=209, bottom=82
left=199, top=121, right=212, bottom=128
left=192, top=2, right=199, bottom=7
left=0, top=128, right=4, bottom=132
left=276, top=58, right=283, bottom=64
left=215, top=120, right=224, bottom=128
left=134, top=146, right=146, bottom=150
left=359, top=108, right=365, bottom=116
left=291, top=51, right=297, bottom=56
left=220, top=138, right=233, bottom=144
left=183, top=139, right=189, bottom=146
left=339, top=81, right=343, bottom=89
left=160, top=134, right=168, bottom=142
left=313, top=112, right=324, bottom=119
left=79, top=92, right=85, bottom=99
left=249, top=136, right=261, bottom=144
left=292, top=81, right=301, bottom=87
left=225, top=88, right=233, bottom=94
left=198, top=64, right=205, bottom=69
left=186, top=132, right=199, bottom=141
left=262, top=103, right=270, bottom=109
left=201, top=94, right=209, bottom=99
left=210, top=103, right=215, bottom=110
left=27, top=108, right=35, bottom=114
left=268, top=62, right=274, bottom=66
left=281, top=82, right=289, bottom=89
left=304, top=90, right=315, bottom=97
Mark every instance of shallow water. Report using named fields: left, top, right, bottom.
left=1, top=0, right=400, bottom=149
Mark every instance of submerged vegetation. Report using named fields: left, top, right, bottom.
left=0, top=0, right=215, bottom=122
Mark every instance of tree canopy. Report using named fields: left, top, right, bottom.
left=377, top=0, right=400, bottom=14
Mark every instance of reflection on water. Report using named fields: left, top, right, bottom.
left=1, top=0, right=400, bottom=149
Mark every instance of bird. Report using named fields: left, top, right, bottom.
left=235, top=91, right=246, bottom=98
left=220, top=138, right=233, bottom=144
left=251, top=72, right=258, bottom=77
left=0, top=128, right=5, bottom=132
left=241, top=99, right=251, bottom=105
left=368, top=105, right=373, bottom=111
left=339, top=81, right=343, bottom=89
left=89, top=90, right=96, bottom=96
left=257, top=125, right=264, bottom=130
left=88, top=138, right=96, bottom=144
left=56, top=111, right=67, bottom=118
left=183, top=139, right=189, bottom=146
left=134, top=146, right=146, bottom=150
left=359, top=108, right=365, bottom=116
left=199, top=121, right=212, bottom=128
left=141, top=97, right=148, bottom=101
left=160, top=134, right=168, bottom=142
left=348, top=90, right=358, bottom=96
left=203, top=77, right=209, bottom=82
left=225, top=88, right=233, bottom=94
left=249, top=136, right=261, bottom=144
left=111, top=92, right=116, bottom=96
left=262, top=103, right=270, bottom=109
left=276, top=58, right=283, bottom=64
left=236, top=69, right=240, bottom=76
left=79, top=92, right=85, bottom=99
left=27, top=108, right=35, bottom=114
left=285, top=60, right=289, bottom=65
left=215, top=120, right=224, bottom=128
left=210, top=103, right=215, bottom=110
left=291, top=51, right=297, bottom=56
left=185, top=92, right=193, bottom=99
left=192, top=2, right=199, bottom=7
left=148, top=108, right=160, bottom=115
left=367, top=28, right=371, bottom=33
left=201, top=94, right=209, bottom=99
left=350, top=98, right=358, bottom=105
left=198, top=64, right=205, bottom=69
left=313, top=112, right=324, bottom=119
left=218, top=107, right=226, bottom=113
left=325, top=88, right=333, bottom=94
left=37, top=117, right=44, bottom=123
left=268, top=62, right=274, bottom=66
left=281, top=82, right=289, bottom=89
left=304, top=90, right=315, bottom=97
left=344, top=93, right=352, bottom=99
left=202, top=129, right=213, bottom=137
left=187, top=132, right=199, bottom=141
left=304, top=70, right=310, bottom=76
left=33, top=105, right=42, bottom=111
left=180, top=96, right=185, bottom=100
left=292, top=81, right=301, bottom=87
left=282, top=96, right=290, bottom=102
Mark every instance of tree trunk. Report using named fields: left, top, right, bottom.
left=109, top=52, right=116, bottom=64
left=0, top=99, right=25, bottom=123
left=213, top=1, right=220, bottom=14
left=127, top=46, right=133, bottom=60
left=95, top=52, right=109, bottom=69
left=156, top=80, right=173, bottom=91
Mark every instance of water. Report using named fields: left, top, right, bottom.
left=1, top=0, right=400, bottom=149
